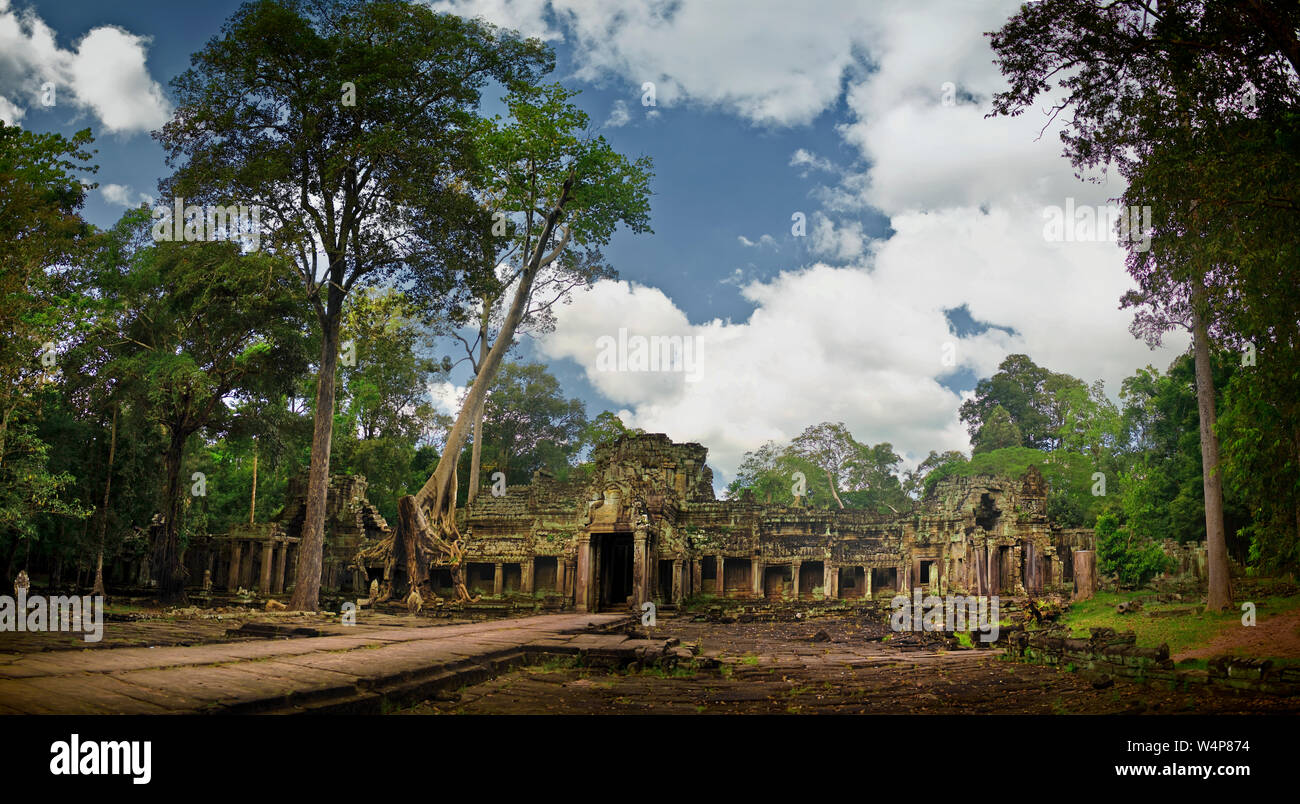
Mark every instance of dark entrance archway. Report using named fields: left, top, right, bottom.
left=597, top=532, right=634, bottom=610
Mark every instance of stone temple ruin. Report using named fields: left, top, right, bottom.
left=191, top=474, right=391, bottom=597
left=191, top=433, right=1097, bottom=605
left=358, top=433, right=1097, bottom=610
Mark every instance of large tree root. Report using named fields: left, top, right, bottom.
left=358, top=495, right=479, bottom=605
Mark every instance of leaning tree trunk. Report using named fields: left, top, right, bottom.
left=826, top=470, right=845, bottom=509
left=374, top=183, right=573, bottom=605
left=1191, top=282, right=1232, bottom=611
left=92, top=403, right=118, bottom=598
left=467, top=308, right=491, bottom=506
left=290, top=296, right=343, bottom=611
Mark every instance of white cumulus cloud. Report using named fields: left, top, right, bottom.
left=0, top=0, right=170, bottom=134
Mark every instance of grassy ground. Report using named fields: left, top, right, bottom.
left=1056, top=590, right=1300, bottom=658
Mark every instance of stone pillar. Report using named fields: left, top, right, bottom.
left=791, top=560, right=802, bottom=600
left=824, top=563, right=837, bottom=600
left=633, top=529, right=649, bottom=606
left=240, top=542, right=256, bottom=589
left=556, top=558, right=568, bottom=601
left=493, top=563, right=504, bottom=597
left=672, top=559, right=683, bottom=604
left=522, top=558, right=534, bottom=595
left=227, top=542, right=242, bottom=591
left=864, top=566, right=873, bottom=598
left=575, top=535, right=591, bottom=611
left=715, top=555, right=725, bottom=596
left=751, top=557, right=763, bottom=598
left=285, top=545, right=297, bottom=592
left=691, top=559, right=702, bottom=599
left=1073, top=550, right=1096, bottom=601
left=273, top=542, right=288, bottom=594
left=259, top=541, right=274, bottom=596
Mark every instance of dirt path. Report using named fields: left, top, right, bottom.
left=1174, top=607, right=1300, bottom=662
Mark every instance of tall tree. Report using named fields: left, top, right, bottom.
left=0, top=123, right=97, bottom=591
left=81, top=213, right=307, bottom=603
left=372, top=81, right=652, bottom=604
left=989, top=0, right=1300, bottom=608
left=789, top=423, right=862, bottom=509
left=157, top=0, right=551, bottom=610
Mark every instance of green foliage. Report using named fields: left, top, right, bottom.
left=461, top=361, right=587, bottom=491
left=728, top=423, right=908, bottom=513
left=972, top=404, right=1021, bottom=453
left=1095, top=512, right=1169, bottom=588
left=0, top=123, right=99, bottom=580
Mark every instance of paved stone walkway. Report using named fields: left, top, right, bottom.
left=0, top=613, right=634, bottom=714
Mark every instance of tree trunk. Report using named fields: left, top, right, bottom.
left=1191, top=283, right=1232, bottom=611
left=153, top=431, right=188, bottom=605
left=826, top=470, right=845, bottom=509
left=92, top=404, right=118, bottom=598
left=290, top=306, right=343, bottom=611
left=467, top=397, right=486, bottom=506
left=377, top=184, right=573, bottom=603
left=249, top=446, right=258, bottom=524
left=467, top=308, right=490, bottom=506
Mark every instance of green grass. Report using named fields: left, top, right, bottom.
left=739, top=653, right=760, bottom=666
left=1057, top=591, right=1300, bottom=658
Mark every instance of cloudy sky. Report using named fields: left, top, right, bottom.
left=2, top=0, right=1186, bottom=488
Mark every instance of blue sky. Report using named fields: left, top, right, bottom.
left=1, top=0, right=1185, bottom=485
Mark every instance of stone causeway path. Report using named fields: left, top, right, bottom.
left=0, top=613, right=646, bottom=714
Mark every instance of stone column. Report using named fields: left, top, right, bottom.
left=522, top=558, right=534, bottom=595
left=575, top=535, right=591, bottom=611
left=1073, top=550, right=1096, bottom=601
left=791, top=560, right=802, bottom=600
left=633, top=529, right=649, bottom=606
left=273, top=542, right=288, bottom=594
left=227, top=542, right=242, bottom=591
left=751, top=557, right=763, bottom=598
left=284, top=545, right=297, bottom=592
left=240, top=542, right=256, bottom=589
left=493, top=562, right=504, bottom=597
left=672, top=559, right=684, bottom=604
left=691, top=559, right=702, bottom=599
left=824, top=563, right=837, bottom=600
left=715, top=555, right=726, bottom=596
left=556, top=558, right=568, bottom=600
left=864, top=566, right=873, bottom=598
left=259, top=541, right=274, bottom=596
